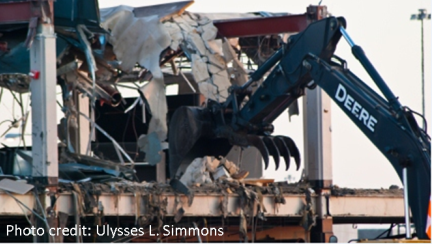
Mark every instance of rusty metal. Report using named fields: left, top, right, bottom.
left=212, top=5, right=328, bottom=39
left=306, top=5, right=328, bottom=21
left=75, top=71, right=122, bottom=107
left=214, top=14, right=309, bottom=38
left=97, top=82, right=122, bottom=107
left=0, top=41, right=8, bottom=52
left=0, top=1, right=32, bottom=24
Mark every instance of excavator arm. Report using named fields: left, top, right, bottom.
left=306, top=52, right=430, bottom=239
left=168, top=16, right=431, bottom=238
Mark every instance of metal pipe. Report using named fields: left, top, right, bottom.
left=72, top=191, right=83, bottom=243
left=74, top=71, right=122, bottom=107
left=402, top=167, right=412, bottom=239
left=340, top=26, right=402, bottom=112
left=192, top=222, right=202, bottom=243
left=241, top=49, right=283, bottom=89
left=97, top=82, right=122, bottom=107
left=420, top=16, right=425, bottom=129
left=339, top=26, right=355, bottom=47
left=78, top=111, right=135, bottom=166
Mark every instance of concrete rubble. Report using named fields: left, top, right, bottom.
left=179, top=156, right=250, bottom=187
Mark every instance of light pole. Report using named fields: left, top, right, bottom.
left=411, top=9, right=431, bottom=129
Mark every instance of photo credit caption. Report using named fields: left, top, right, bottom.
left=6, top=224, right=224, bottom=238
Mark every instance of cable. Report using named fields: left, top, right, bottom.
left=33, top=189, right=55, bottom=243
left=373, top=223, right=395, bottom=240
left=121, top=107, right=132, bottom=152
left=348, top=239, right=360, bottom=243
left=78, top=111, right=135, bottom=166
left=132, top=106, right=139, bottom=162
left=8, top=88, right=23, bottom=108
left=404, top=106, right=429, bottom=136
left=0, top=119, right=14, bottom=126
left=16, top=196, right=33, bottom=226
left=3, top=190, right=46, bottom=222
left=17, top=93, right=27, bottom=149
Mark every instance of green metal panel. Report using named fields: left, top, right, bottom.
left=54, top=0, right=104, bottom=32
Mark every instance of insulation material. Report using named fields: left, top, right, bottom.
left=205, top=156, right=220, bottom=173
left=140, top=79, right=168, bottom=141
left=137, top=132, right=162, bottom=165
left=100, top=6, right=171, bottom=75
left=179, top=158, right=213, bottom=186
left=100, top=6, right=171, bottom=145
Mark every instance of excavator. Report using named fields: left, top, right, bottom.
left=168, top=16, right=431, bottom=240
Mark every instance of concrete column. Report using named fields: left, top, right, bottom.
left=303, top=87, right=333, bottom=242
left=30, top=17, right=58, bottom=242
left=30, top=23, right=58, bottom=185
left=303, top=88, right=332, bottom=188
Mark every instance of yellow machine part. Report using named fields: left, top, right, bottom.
left=357, top=239, right=430, bottom=243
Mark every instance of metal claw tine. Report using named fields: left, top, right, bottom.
left=247, top=135, right=270, bottom=170
left=262, top=137, right=280, bottom=170
left=279, top=136, right=301, bottom=171
left=274, top=136, right=291, bottom=171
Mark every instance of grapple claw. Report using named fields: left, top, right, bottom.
left=169, top=106, right=232, bottom=179
left=247, top=135, right=270, bottom=170
left=262, top=137, right=280, bottom=170
left=274, top=136, right=291, bottom=171
left=278, top=136, right=301, bottom=170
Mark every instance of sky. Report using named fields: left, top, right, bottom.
left=0, top=0, right=430, bottom=189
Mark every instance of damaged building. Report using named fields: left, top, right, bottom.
left=0, top=0, right=420, bottom=243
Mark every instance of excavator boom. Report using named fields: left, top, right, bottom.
left=168, top=16, right=431, bottom=238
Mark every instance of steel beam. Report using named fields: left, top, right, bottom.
left=0, top=1, right=32, bottom=24
left=213, top=14, right=309, bottom=38
left=213, top=5, right=328, bottom=39
left=0, top=192, right=407, bottom=219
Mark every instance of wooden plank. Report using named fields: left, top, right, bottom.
left=242, top=178, right=275, bottom=187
